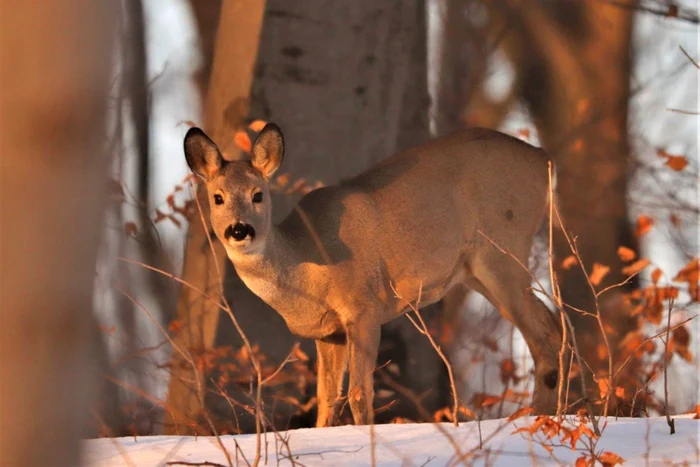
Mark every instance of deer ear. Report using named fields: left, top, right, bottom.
left=251, top=123, right=284, bottom=179
left=184, top=127, right=223, bottom=181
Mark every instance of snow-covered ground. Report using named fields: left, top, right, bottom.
left=84, top=416, right=699, bottom=466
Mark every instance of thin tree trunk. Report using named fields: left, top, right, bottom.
left=0, top=1, right=116, bottom=465
left=165, top=0, right=267, bottom=435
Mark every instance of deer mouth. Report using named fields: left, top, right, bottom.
left=224, top=223, right=256, bottom=247
left=227, top=235, right=253, bottom=248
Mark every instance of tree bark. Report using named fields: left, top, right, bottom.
left=165, top=0, right=267, bottom=435
left=0, top=1, right=116, bottom=464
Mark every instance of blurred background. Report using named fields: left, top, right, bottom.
left=2, top=1, right=698, bottom=461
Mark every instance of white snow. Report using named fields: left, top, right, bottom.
left=83, top=416, right=699, bottom=466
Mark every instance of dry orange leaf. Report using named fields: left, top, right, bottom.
left=617, top=246, right=636, bottom=262
left=503, top=389, right=530, bottom=402
left=471, top=393, right=501, bottom=408
left=665, top=155, right=688, bottom=171
left=293, top=345, right=310, bottom=362
left=634, top=215, right=654, bottom=237
left=481, top=395, right=502, bottom=407
left=234, top=131, right=252, bottom=153
left=599, top=451, right=625, bottom=467
left=518, top=128, right=531, bottom=140
left=651, top=268, right=663, bottom=284
left=590, top=263, right=610, bottom=286
left=692, top=404, right=700, bottom=419
left=657, top=148, right=688, bottom=171
left=673, top=258, right=699, bottom=283
left=615, top=386, right=625, bottom=399
left=576, top=455, right=593, bottom=467
left=248, top=119, right=267, bottom=132
left=507, top=407, right=534, bottom=422
left=562, top=255, right=579, bottom=270
left=168, top=319, right=183, bottom=333
left=621, top=258, right=650, bottom=276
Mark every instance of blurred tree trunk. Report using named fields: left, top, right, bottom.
left=189, top=0, right=222, bottom=95
left=0, top=1, right=116, bottom=465
left=165, top=0, right=267, bottom=435
left=492, top=0, right=640, bottom=413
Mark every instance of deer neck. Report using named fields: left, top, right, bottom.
left=226, top=226, right=298, bottom=300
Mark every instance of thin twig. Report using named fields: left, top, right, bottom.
left=663, top=297, right=676, bottom=435
left=548, top=162, right=568, bottom=422
left=551, top=203, right=614, bottom=421
left=392, top=283, right=460, bottom=427
left=113, top=284, right=234, bottom=467
left=680, top=45, right=700, bottom=69
left=613, top=315, right=697, bottom=381
left=261, top=343, right=301, bottom=386
left=561, top=312, right=601, bottom=436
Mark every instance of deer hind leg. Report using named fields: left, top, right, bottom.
left=345, top=318, right=381, bottom=425
left=315, top=335, right=348, bottom=427
left=469, top=250, right=563, bottom=414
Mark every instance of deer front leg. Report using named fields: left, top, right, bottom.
left=315, top=335, right=348, bottom=427
left=346, top=319, right=381, bottom=425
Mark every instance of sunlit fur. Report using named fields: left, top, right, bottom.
left=184, top=124, right=564, bottom=427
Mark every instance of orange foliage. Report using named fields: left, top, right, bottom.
left=599, top=451, right=625, bottom=466
left=234, top=131, right=252, bottom=153
left=673, top=258, right=699, bottom=284
left=248, top=119, right=267, bottom=132
left=634, top=215, right=654, bottom=237
left=562, top=255, right=579, bottom=270
left=507, top=407, right=534, bottom=422
left=657, top=149, right=689, bottom=171
left=616, top=246, right=636, bottom=262
left=590, top=263, right=610, bottom=286
left=621, top=258, right=650, bottom=276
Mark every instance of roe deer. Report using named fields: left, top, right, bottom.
left=183, top=124, right=563, bottom=427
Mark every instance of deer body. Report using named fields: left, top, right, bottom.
left=184, top=125, right=563, bottom=427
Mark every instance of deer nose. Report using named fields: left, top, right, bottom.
left=225, top=222, right=254, bottom=242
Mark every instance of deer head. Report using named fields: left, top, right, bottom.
left=183, top=124, right=284, bottom=257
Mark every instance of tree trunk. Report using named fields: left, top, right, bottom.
left=0, top=1, right=116, bottom=465
left=494, top=0, right=640, bottom=414
left=165, top=0, right=267, bottom=435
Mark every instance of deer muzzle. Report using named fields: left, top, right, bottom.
left=225, top=222, right=255, bottom=242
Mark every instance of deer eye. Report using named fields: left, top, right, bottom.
left=252, top=192, right=263, bottom=203
left=213, top=194, right=224, bottom=205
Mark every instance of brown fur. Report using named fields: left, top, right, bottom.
left=184, top=124, right=563, bottom=426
